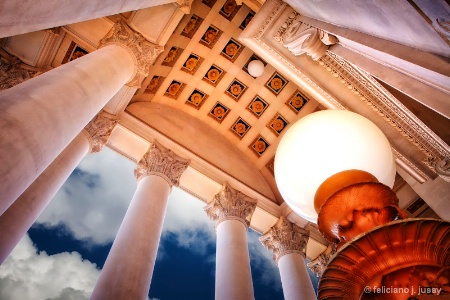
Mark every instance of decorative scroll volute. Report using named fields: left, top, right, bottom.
left=134, top=141, right=190, bottom=187
left=176, top=0, right=194, bottom=14
left=82, top=111, right=118, bottom=153
left=99, top=20, right=164, bottom=87
left=259, top=217, right=309, bottom=263
left=282, top=21, right=337, bottom=60
left=204, top=182, right=257, bottom=228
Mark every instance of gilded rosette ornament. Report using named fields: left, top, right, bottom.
left=83, top=111, right=118, bottom=153
left=134, top=141, right=190, bottom=187
left=99, top=20, right=164, bottom=86
left=260, top=217, right=309, bottom=263
left=204, top=182, right=257, bottom=228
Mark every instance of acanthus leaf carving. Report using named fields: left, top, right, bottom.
left=307, top=244, right=336, bottom=277
left=204, top=182, right=257, bottom=228
left=99, top=20, right=164, bottom=87
left=0, top=49, right=43, bottom=90
left=134, top=141, right=190, bottom=187
left=260, top=217, right=309, bottom=263
left=83, top=111, right=119, bottom=153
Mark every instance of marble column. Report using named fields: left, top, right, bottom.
left=90, top=141, right=189, bottom=300
left=260, top=217, right=316, bottom=300
left=0, top=112, right=117, bottom=264
left=0, top=20, right=163, bottom=216
left=0, top=0, right=184, bottom=38
left=204, top=182, right=257, bottom=300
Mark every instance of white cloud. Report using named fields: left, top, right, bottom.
left=35, top=148, right=217, bottom=250
left=36, top=147, right=136, bottom=245
left=247, top=230, right=282, bottom=290
left=161, top=188, right=216, bottom=255
left=0, top=234, right=99, bottom=300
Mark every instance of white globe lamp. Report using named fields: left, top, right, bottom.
left=274, top=110, right=396, bottom=223
left=247, top=60, right=265, bottom=77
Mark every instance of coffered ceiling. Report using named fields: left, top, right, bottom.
left=126, top=0, right=321, bottom=204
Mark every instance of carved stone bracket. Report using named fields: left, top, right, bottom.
left=176, top=0, right=194, bottom=14
left=283, top=21, right=329, bottom=60
left=204, top=182, right=257, bottom=229
left=0, top=49, right=43, bottom=90
left=82, top=111, right=119, bottom=153
left=134, top=141, right=190, bottom=187
left=307, top=244, right=336, bottom=277
left=260, top=217, right=309, bottom=264
left=99, top=20, right=164, bottom=87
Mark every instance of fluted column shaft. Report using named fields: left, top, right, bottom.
left=0, top=21, right=163, bottom=216
left=204, top=182, right=257, bottom=300
left=0, top=0, right=180, bottom=38
left=91, top=175, right=170, bottom=300
left=0, top=132, right=89, bottom=264
left=278, top=253, right=316, bottom=300
left=0, top=45, right=133, bottom=215
left=216, top=219, right=254, bottom=300
left=0, top=112, right=117, bottom=264
left=260, top=217, right=315, bottom=300
left=91, top=141, right=189, bottom=300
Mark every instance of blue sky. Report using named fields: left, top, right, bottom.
left=0, top=147, right=317, bottom=299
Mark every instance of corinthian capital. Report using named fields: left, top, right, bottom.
left=204, top=182, right=257, bottom=228
left=260, top=217, right=309, bottom=263
left=99, top=20, right=164, bottom=86
left=134, top=141, right=190, bottom=187
left=0, top=49, right=43, bottom=90
left=307, top=244, right=336, bottom=277
left=82, top=111, right=118, bottom=153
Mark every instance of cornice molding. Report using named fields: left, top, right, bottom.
left=204, top=182, right=257, bottom=229
left=134, top=140, right=190, bottom=187
left=320, top=52, right=450, bottom=181
left=260, top=217, right=309, bottom=263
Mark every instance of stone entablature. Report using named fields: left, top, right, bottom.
left=134, top=141, right=190, bottom=187
left=99, top=20, right=164, bottom=87
left=204, top=182, right=257, bottom=229
left=260, top=217, right=309, bottom=263
left=83, top=111, right=119, bottom=153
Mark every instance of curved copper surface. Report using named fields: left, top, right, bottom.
left=318, top=218, right=450, bottom=300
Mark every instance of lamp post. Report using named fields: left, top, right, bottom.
left=275, top=110, right=450, bottom=299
